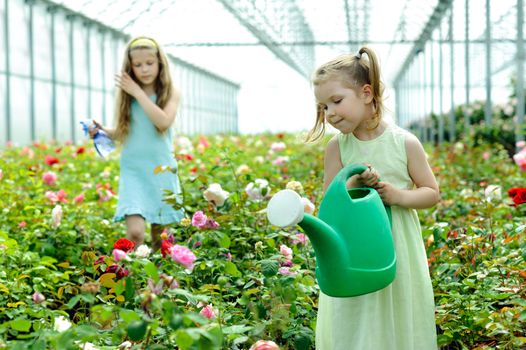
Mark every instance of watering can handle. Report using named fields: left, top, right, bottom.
left=333, top=163, right=368, bottom=186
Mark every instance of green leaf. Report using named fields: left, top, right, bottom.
left=224, top=262, right=241, bottom=277
left=119, top=309, right=141, bottom=323
left=260, top=259, right=279, bottom=277
left=217, top=232, right=231, bottom=248
left=175, top=329, right=194, bottom=349
left=11, top=318, right=32, bottom=332
left=127, top=320, right=148, bottom=341
left=144, top=261, right=160, bottom=282
left=232, top=335, right=249, bottom=346
left=66, top=295, right=82, bottom=309
left=125, top=276, right=135, bottom=300
left=222, top=325, right=253, bottom=334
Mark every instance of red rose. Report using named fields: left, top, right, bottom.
left=94, top=255, right=106, bottom=266
left=76, top=147, right=85, bottom=155
left=508, top=187, right=526, bottom=205
left=513, top=189, right=526, bottom=205
left=113, top=238, right=135, bottom=252
left=161, top=240, right=173, bottom=258
left=45, top=155, right=60, bottom=166
left=105, top=265, right=129, bottom=279
left=508, top=188, right=520, bottom=197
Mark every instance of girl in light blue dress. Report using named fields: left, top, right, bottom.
left=89, top=37, right=184, bottom=251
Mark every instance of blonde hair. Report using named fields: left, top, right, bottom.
left=113, top=36, right=173, bottom=143
left=306, top=46, right=385, bottom=142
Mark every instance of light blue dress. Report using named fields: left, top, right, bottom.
left=114, top=95, right=184, bottom=225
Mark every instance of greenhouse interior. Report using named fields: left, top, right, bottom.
left=1, top=0, right=526, bottom=349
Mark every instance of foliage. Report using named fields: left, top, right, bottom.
left=0, top=131, right=525, bottom=349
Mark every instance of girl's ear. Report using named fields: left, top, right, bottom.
left=362, top=84, right=373, bottom=104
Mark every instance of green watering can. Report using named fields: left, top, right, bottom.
left=267, top=163, right=396, bottom=297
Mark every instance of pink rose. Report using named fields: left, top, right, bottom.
left=32, top=292, right=45, bottom=304
left=112, top=249, right=128, bottom=262
left=482, top=151, right=490, bottom=160
left=191, top=211, right=208, bottom=228
left=278, top=267, right=297, bottom=276
left=272, top=156, right=289, bottom=166
left=74, top=193, right=85, bottom=204
left=42, top=171, right=57, bottom=186
left=513, top=151, right=526, bottom=171
left=169, top=244, right=197, bottom=271
left=199, top=304, right=216, bottom=319
left=270, top=142, right=286, bottom=152
left=45, top=189, right=68, bottom=203
left=291, top=233, right=307, bottom=245
left=279, top=244, right=292, bottom=260
left=204, top=218, right=220, bottom=230
left=249, top=340, right=280, bottom=350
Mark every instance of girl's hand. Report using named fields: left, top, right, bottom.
left=346, top=164, right=380, bottom=188
left=88, top=120, right=103, bottom=139
left=375, top=181, right=400, bottom=206
left=115, top=71, right=143, bottom=98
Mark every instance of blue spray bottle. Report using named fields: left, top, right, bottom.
left=80, top=121, right=116, bottom=158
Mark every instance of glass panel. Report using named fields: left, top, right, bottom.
left=74, top=23, right=87, bottom=86
left=74, top=88, right=88, bottom=142
left=10, top=77, right=30, bottom=145
left=9, top=1, right=29, bottom=75
left=89, top=29, right=102, bottom=89
left=34, top=4, right=51, bottom=79
left=34, top=81, right=52, bottom=141
left=56, top=85, right=71, bottom=142
left=55, top=12, right=70, bottom=83
left=0, top=2, right=5, bottom=73
left=0, top=74, right=5, bottom=145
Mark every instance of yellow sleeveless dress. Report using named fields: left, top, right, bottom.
left=315, top=124, right=437, bottom=350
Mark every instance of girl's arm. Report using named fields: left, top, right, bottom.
left=116, top=72, right=180, bottom=132
left=323, top=136, right=343, bottom=193
left=135, top=88, right=180, bottom=132
left=90, top=120, right=115, bottom=139
left=376, top=133, right=440, bottom=209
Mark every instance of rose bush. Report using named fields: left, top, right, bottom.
left=0, top=131, right=524, bottom=349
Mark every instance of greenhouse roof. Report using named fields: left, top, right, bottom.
left=47, top=0, right=519, bottom=87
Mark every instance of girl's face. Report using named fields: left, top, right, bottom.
left=129, top=48, right=159, bottom=88
left=314, top=79, right=372, bottom=134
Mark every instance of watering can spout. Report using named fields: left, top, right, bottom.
left=266, top=190, right=351, bottom=280
left=297, top=213, right=352, bottom=272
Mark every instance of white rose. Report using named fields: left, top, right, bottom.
left=270, top=142, right=286, bottom=152
left=301, top=197, right=315, bottom=214
left=176, top=136, right=193, bottom=153
left=236, top=164, right=251, bottom=174
left=203, top=183, right=230, bottom=207
left=245, top=179, right=270, bottom=200
left=54, top=315, right=72, bottom=332
left=484, top=185, right=501, bottom=203
left=51, top=205, right=62, bottom=228
left=135, top=244, right=152, bottom=258
left=286, top=180, right=303, bottom=193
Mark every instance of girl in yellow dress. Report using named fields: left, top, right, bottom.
left=308, top=46, right=440, bottom=350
